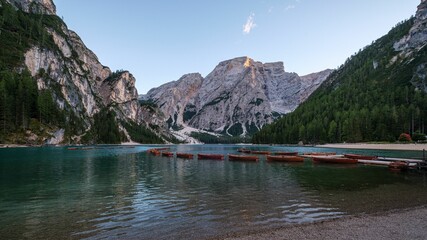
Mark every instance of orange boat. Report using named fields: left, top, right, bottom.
left=250, top=150, right=270, bottom=155
left=155, top=147, right=170, bottom=151
left=176, top=153, right=194, bottom=159
left=274, top=152, right=299, bottom=156
left=197, top=153, right=224, bottom=160
left=237, top=148, right=251, bottom=153
left=162, top=152, right=174, bottom=157
left=267, top=155, right=304, bottom=162
left=312, top=156, right=358, bottom=164
left=148, top=149, right=161, bottom=156
left=344, top=154, right=378, bottom=160
left=228, top=154, right=259, bottom=162
left=388, top=161, right=408, bottom=172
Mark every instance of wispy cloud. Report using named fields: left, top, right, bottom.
left=285, top=5, right=295, bottom=11
left=243, top=13, right=256, bottom=34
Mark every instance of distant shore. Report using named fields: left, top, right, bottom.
left=223, top=206, right=427, bottom=240
left=317, top=143, right=427, bottom=151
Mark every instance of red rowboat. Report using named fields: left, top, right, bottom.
left=267, top=155, right=304, bottom=162
left=274, top=152, right=299, bottom=156
left=162, top=152, right=174, bottom=157
left=388, top=161, right=408, bottom=172
left=228, top=154, right=259, bottom=162
left=250, top=151, right=270, bottom=155
left=237, top=148, right=251, bottom=153
left=312, top=156, right=358, bottom=164
left=304, top=152, right=336, bottom=156
left=344, top=154, right=378, bottom=160
left=176, top=153, right=194, bottom=159
left=197, top=154, right=224, bottom=160
left=155, top=147, right=170, bottom=151
left=148, top=149, right=161, bottom=156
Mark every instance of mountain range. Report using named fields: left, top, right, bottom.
left=1, top=0, right=426, bottom=144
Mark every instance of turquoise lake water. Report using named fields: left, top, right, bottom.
left=0, top=145, right=426, bottom=239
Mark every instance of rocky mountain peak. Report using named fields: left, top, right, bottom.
left=6, top=0, right=56, bottom=15
left=144, top=57, right=332, bottom=138
left=394, top=0, right=427, bottom=54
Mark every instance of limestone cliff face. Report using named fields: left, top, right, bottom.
left=146, top=73, right=203, bottom=127
left=9, top=0, right=147, bottom=142
left=144, top=57, right=332, bottom=136
left=394, top=0, right=427, bottom=92
left=394, top=0, right=427, bottom=54
left=6, top=0, right=56, bottom=15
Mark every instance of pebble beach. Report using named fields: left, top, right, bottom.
left=223, top=207, right=427, bottom=240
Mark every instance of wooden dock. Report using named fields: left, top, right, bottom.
left=376, top=157, right=424, bottom=163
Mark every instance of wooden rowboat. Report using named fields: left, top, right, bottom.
left=237, top=148, right=251, bottom=153
left=155, top=147, right=170, bottom=151
left=67, top=147, right=78, bottom=150
left=148, top=149, right=161, bottom=156
left=304, top=152, right=336, bottom=156
left=176, top=153, right=194, bottom=159
left=344, top=154, right=378, bottom=160
left=267, top=155, right=304, bottom=162
left=388, top=161, right=408, bottom=172
left=312, top=156, right=358, bottom=164
left=162, top=152, right=174, bottom=157
left=274, top=152, right=299, bottom=156
left=250, top=150, right=270, bottom=155
left=197, top=153, right=224, bottom=160
left=228, top=154, right=259, bottom=162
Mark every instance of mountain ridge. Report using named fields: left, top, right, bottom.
left=142, top=56, right=332, bottom=140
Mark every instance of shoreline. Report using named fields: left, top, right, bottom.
left=317, top=143, right=427, bottom=151
left=2, top=142, right=427, bottom=151
left=221, top=206, right=427, bottom=240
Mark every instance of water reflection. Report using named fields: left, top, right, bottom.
left=0, top=145, right=426, bottom=239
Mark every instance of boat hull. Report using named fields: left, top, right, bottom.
left=388, top=161, right=408, bottom=172
left=162, top=152, right=174, bottom=157
left=344, top=154, right=378, bottom=160
left=228, top=154, right=259, bottom=162
left=237, top=148, right=251, bottom=153
left=250, top=151, right=270, bottom=155
left=274, top=152, right=299, bottom=156
left=312, top=156, right=358, bottom=164
left=176, top=153, right=194, bottom=159
left=267, top=155, right=304, bottom=162
left=197, top=154, right=224, bottom=160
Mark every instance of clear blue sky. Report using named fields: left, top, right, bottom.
left=54, top=0, right=420, bottom=94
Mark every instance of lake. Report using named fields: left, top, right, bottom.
left=0, top=145, right=426, bottom=239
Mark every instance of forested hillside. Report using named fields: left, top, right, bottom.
left=0, top=1, right=67, bottom=143
left=0, top=0, right=166, bottom=144
left=253, top=18, right=427, bottom=144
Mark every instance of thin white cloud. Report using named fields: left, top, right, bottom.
left=285, top=5, right=295, bottom=11
left=243, top=13, right=256, bottom=34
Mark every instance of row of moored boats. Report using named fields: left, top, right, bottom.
left=147, top=148, right=413, bottom=171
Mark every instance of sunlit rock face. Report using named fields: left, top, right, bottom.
left=144, top=57, right=332, bottom=136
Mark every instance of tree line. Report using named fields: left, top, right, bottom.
left=253, top=18, right=427, bottom=144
